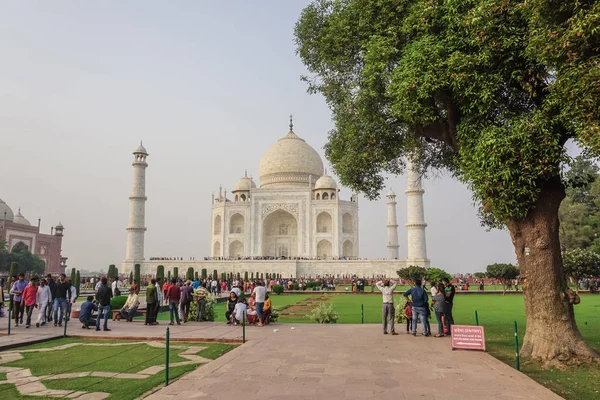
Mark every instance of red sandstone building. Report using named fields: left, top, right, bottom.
left=0, top=198, right=67, bottom=275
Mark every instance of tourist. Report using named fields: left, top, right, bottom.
left=36, top=279, right=52, bottom=327
left=404, top=299, right=413, bottom=334
left=46, top=274, right=56, bottom=323
left=53, top=273, right=71, bottom=327
left=225, top=292, right=238, bottom=324
left=131, top=280, right=140, bottom=295
left=111, top=277, right=122, bottom=297
left=21, top=278, right=39, bottom=328
left=196, top=284, right=208, bottom=322
left=376, top=279, right=398, bottom=335
left=442, top=278, right=456, bottom=335
left=79, top=295, right=97, bottom=329
left=146, top=278, right=157, bottom=325
left=180, top=280, right=194, bottom=323
left=253, top=281, right=266, bottom=327
left=162, top=279, right=170, bottom=305
left=431, top=283, right=446, bottom=337
left=95, top=277, right=112, bottom=331
left=231, top=283, right=241, bottom=297
left=430, top=282, right=438, bottom=297
left=263, top=294, right=272, bottom=324
left=192, top=277, right=200, bottom=290
left=232, top=298, right=247, bottom=325
left=10, top=273, right=28, bottom=327
left=404, top=280, right=430, bottom=337
left=120, top=288, right=140, bottom=322
left=479, top=280, right=484, bottom=291
left=166, top=278, right=181, bottom=325
left=67, top=278, right=78, bottom=317
left=246, top=294, right=258, bottom=324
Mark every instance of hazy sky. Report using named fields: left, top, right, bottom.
left=0, top=1, right=516, bottom=274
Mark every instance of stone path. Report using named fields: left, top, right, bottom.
left=0, top=341, right=211, bottom=399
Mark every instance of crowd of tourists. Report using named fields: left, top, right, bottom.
left=377, top=278, right=456, bottom=337
left=4, top=272, right=77, bottom=329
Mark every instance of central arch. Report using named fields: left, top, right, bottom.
left=229, top=240, right=244, bottom=258
left=262, top=209, right=298, bottom=258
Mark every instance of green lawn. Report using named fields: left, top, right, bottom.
left=273, top=292, right=600, bottom=400
left=0, top=338, right=235, bottom=400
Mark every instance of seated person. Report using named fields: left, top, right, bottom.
left=225, top=292, right=238, bottom=324
left=79, top=296, right=98, bottom=329
left=262, top=294, right=272, bottom=325
left=246, top=295, right=258, bottom=324
left=232, top=299, right=248, bottom=326
left=120, top=288, right=140, bottom=322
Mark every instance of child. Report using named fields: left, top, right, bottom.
left=404, top=299, right=413, bottom=334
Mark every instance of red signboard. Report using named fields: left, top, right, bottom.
left=451, top=325, right=486, bottom=351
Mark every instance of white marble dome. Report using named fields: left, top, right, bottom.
left=233, top=175, right=256, bottom=192
left=0, top=198, right=14, bottom=221
left=315, top=174, right=337, bottom=190
left=259, top=127, right=324, bottom=189
left=13, top=209, right=31, bottom=226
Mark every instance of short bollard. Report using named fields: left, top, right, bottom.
left=514, top=321, right=520, bottom=371
left=165, top=327, right=170, bottom=386
left=361, top=304, right=364, bottom=324
left=7, top=308, right=12, bottom=335
left=475, top=310, right=479, bottom=326
left=242, top=310, right=246, bottom=344
left=63, top=311, right=69, bottom=337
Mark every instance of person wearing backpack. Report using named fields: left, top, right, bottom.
left=404, top=280, right=430, bottom=337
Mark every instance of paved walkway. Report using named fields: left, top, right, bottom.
left=1, top=316, right=563, bottom=400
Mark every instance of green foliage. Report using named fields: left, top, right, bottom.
left=424, top=267, right=451, bottom=284
left=156, top=265, right=164, bottom=285
left=129, top=271, right=133, bottom=285
left=195, top=271, right=199, bottom=281
left=213, top=269, right=218, bottom=280
left=6, top=262, right=18, bottom=290
left=272, top=284, right=284, bottom=295
left=397, top=265, right=427, bottom=282
left=474, top=272, right=486, bottom=279
left=292, top=283, right=300, bottom=290
left=110, top=295, right=128, bottom=310
left=486, top=263, right=520, bottom=291
left=107, top=265, right=116, bottom=279
left=562, top=249, right=600, bottom=286
left=244, top=271, right=248, bottom=281
left=186, top=267, right=194, bottom=281
left=70, top=268, right=76, bottom=284
left=309, top=302, right=339, bottom=323
left=134, top=264, right=140, bottom=285
left=168, top=270, right=171, bottom=282
left=173, top=267, right=179, bottom=280
left=201, top=268, right=207, bottom=279
left=1, top=243, right=45, bottom=275
left=75, top=270, right=81, bottom=296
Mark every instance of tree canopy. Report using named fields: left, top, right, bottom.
left=397, top=265, right=427, bottom=282
left=562, top=249, right=600, bottom=293
left=0, top=241, right=45, bottom=275
left=295, top=0, right=600, bottom=366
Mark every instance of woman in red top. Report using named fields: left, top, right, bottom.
left=162, top=281, right=171, bottom=305
left=21, top=280, right=39, bottom=328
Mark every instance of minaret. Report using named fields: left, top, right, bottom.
left=125, top=142, right=149, bottom=262
left=405, top=159, right=428, bottom=262
left=387, top=189, right=399, bottom=259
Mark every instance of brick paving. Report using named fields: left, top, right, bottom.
left=1, top=314, right=563, bottom=399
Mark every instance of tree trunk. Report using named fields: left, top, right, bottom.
left=506, top=177, right=599, bottom=368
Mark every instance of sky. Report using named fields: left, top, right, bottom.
left=0, top=1, right=516, bottom=274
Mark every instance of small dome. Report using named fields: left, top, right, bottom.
left=233, top=174, right=256, bottom=192
left=315, top=174, right=337, bottom=190
left=56, top=221, right=64, bottom=228
left=259, top=118, right=324, bottom=188
left=13, top=209, right=31, bottom=226
left=0, top=198, right=14, bottom=221
left=387, top=189, right=396, bottom=197
left=134, top=141, right=148, bottom=154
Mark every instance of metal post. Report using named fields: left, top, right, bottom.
left=63, top=307, right=69, bottom=337
left=7, top=308, right=11, bottom=335
left=475, top=310, right=479, bottom=326
left=514, top=321, right=520, bottom=371
left=165, top=327, right=170, bottom=386
left=361, top=304, right=364, bottom=324
left=242, top=310, right=246, bottom=344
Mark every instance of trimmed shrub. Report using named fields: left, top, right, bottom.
left=110, top=295, right=128, bottom=310
left=244, top=271, right=248, bottom=282
left=134, top=264, right=140, bottom=285
left=167, top=271, right=171, bottom=282
left=213, top=269, right=218, bottom=280
left=70, top=268, right=76, bottom=284
left=195, top=271, right=199, bottom=281
left=309, top=303, right=339, bottom=324
left=186, top=267, right=194, bottom=281
left=157, top=265, right=164, bottom=285
left=201, top=268, right=207, bottom=279
left=272, top=284, right=284, bottom=295
left=129, top=271, right=134, bottom=285
left=292, top=283, right=300, bottom=290
left=173, top=267, right=179, bottom=280
left=75, top=270, right=81, bottom=296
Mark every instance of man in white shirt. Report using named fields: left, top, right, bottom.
left=231, top=284, right=241, bottom=297
left=36, top=279, right=53, bottom=327
left=430, top=282, right=438, bottom=297
left=252, top=282, right=267, bottom=327
left=376, top=279, right=398, bottom=335
left=111, top=278, right=122, bottom=297
left=120, top=288, right=140, bottom=322
left=233, top=300, right=247, bottom=325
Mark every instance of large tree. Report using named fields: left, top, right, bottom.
left=295, top=0, right=600, bottom=366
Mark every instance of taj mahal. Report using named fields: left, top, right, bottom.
left=121, top=118, right=430, bottom=278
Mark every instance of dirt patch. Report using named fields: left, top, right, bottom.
left=278, top=297, right=330, bottom=318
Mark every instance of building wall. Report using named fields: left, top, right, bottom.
left=122, top=258, right=429, bottom=278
